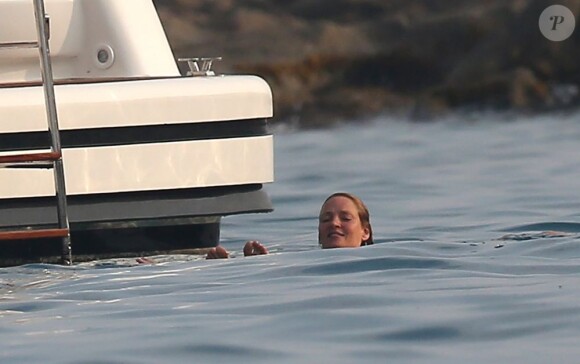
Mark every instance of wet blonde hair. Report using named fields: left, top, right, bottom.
left=319, top=192, right=374, bottom=246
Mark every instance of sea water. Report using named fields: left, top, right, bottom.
left=2, top=112, right=580, bottom=363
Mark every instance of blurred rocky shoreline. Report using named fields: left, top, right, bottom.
left=153, top=0, right=580, bottom=127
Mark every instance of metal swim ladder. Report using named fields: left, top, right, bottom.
left=0, top=0, right=72, bottom=265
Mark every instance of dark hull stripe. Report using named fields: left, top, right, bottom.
left=0, top=118, right=269, bottom=152
left=0, top=222, right=221, bottom=267
left=0, top=184, right=273, bottom=228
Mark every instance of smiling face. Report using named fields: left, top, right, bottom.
left=318, top=196, right=371, bottom=249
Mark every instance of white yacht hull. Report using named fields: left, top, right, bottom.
left=0, top=0, right=275, bottom=264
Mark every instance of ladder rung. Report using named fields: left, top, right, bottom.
left=0, top=151, right=61, bottom=167
left=0, top=228, right=69, bottom=241
left=0, top=41, right=39, bottom=49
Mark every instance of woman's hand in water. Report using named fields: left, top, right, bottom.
left=206, top=241, right=268, bottom=259
left=243, top=241, right=269, bottom=256
left=206, top=246, right=230, bottom=259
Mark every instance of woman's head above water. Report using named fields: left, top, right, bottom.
left=202, top=192, right=374, bottom=259
left=318, top=192, right=373, bottom=249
